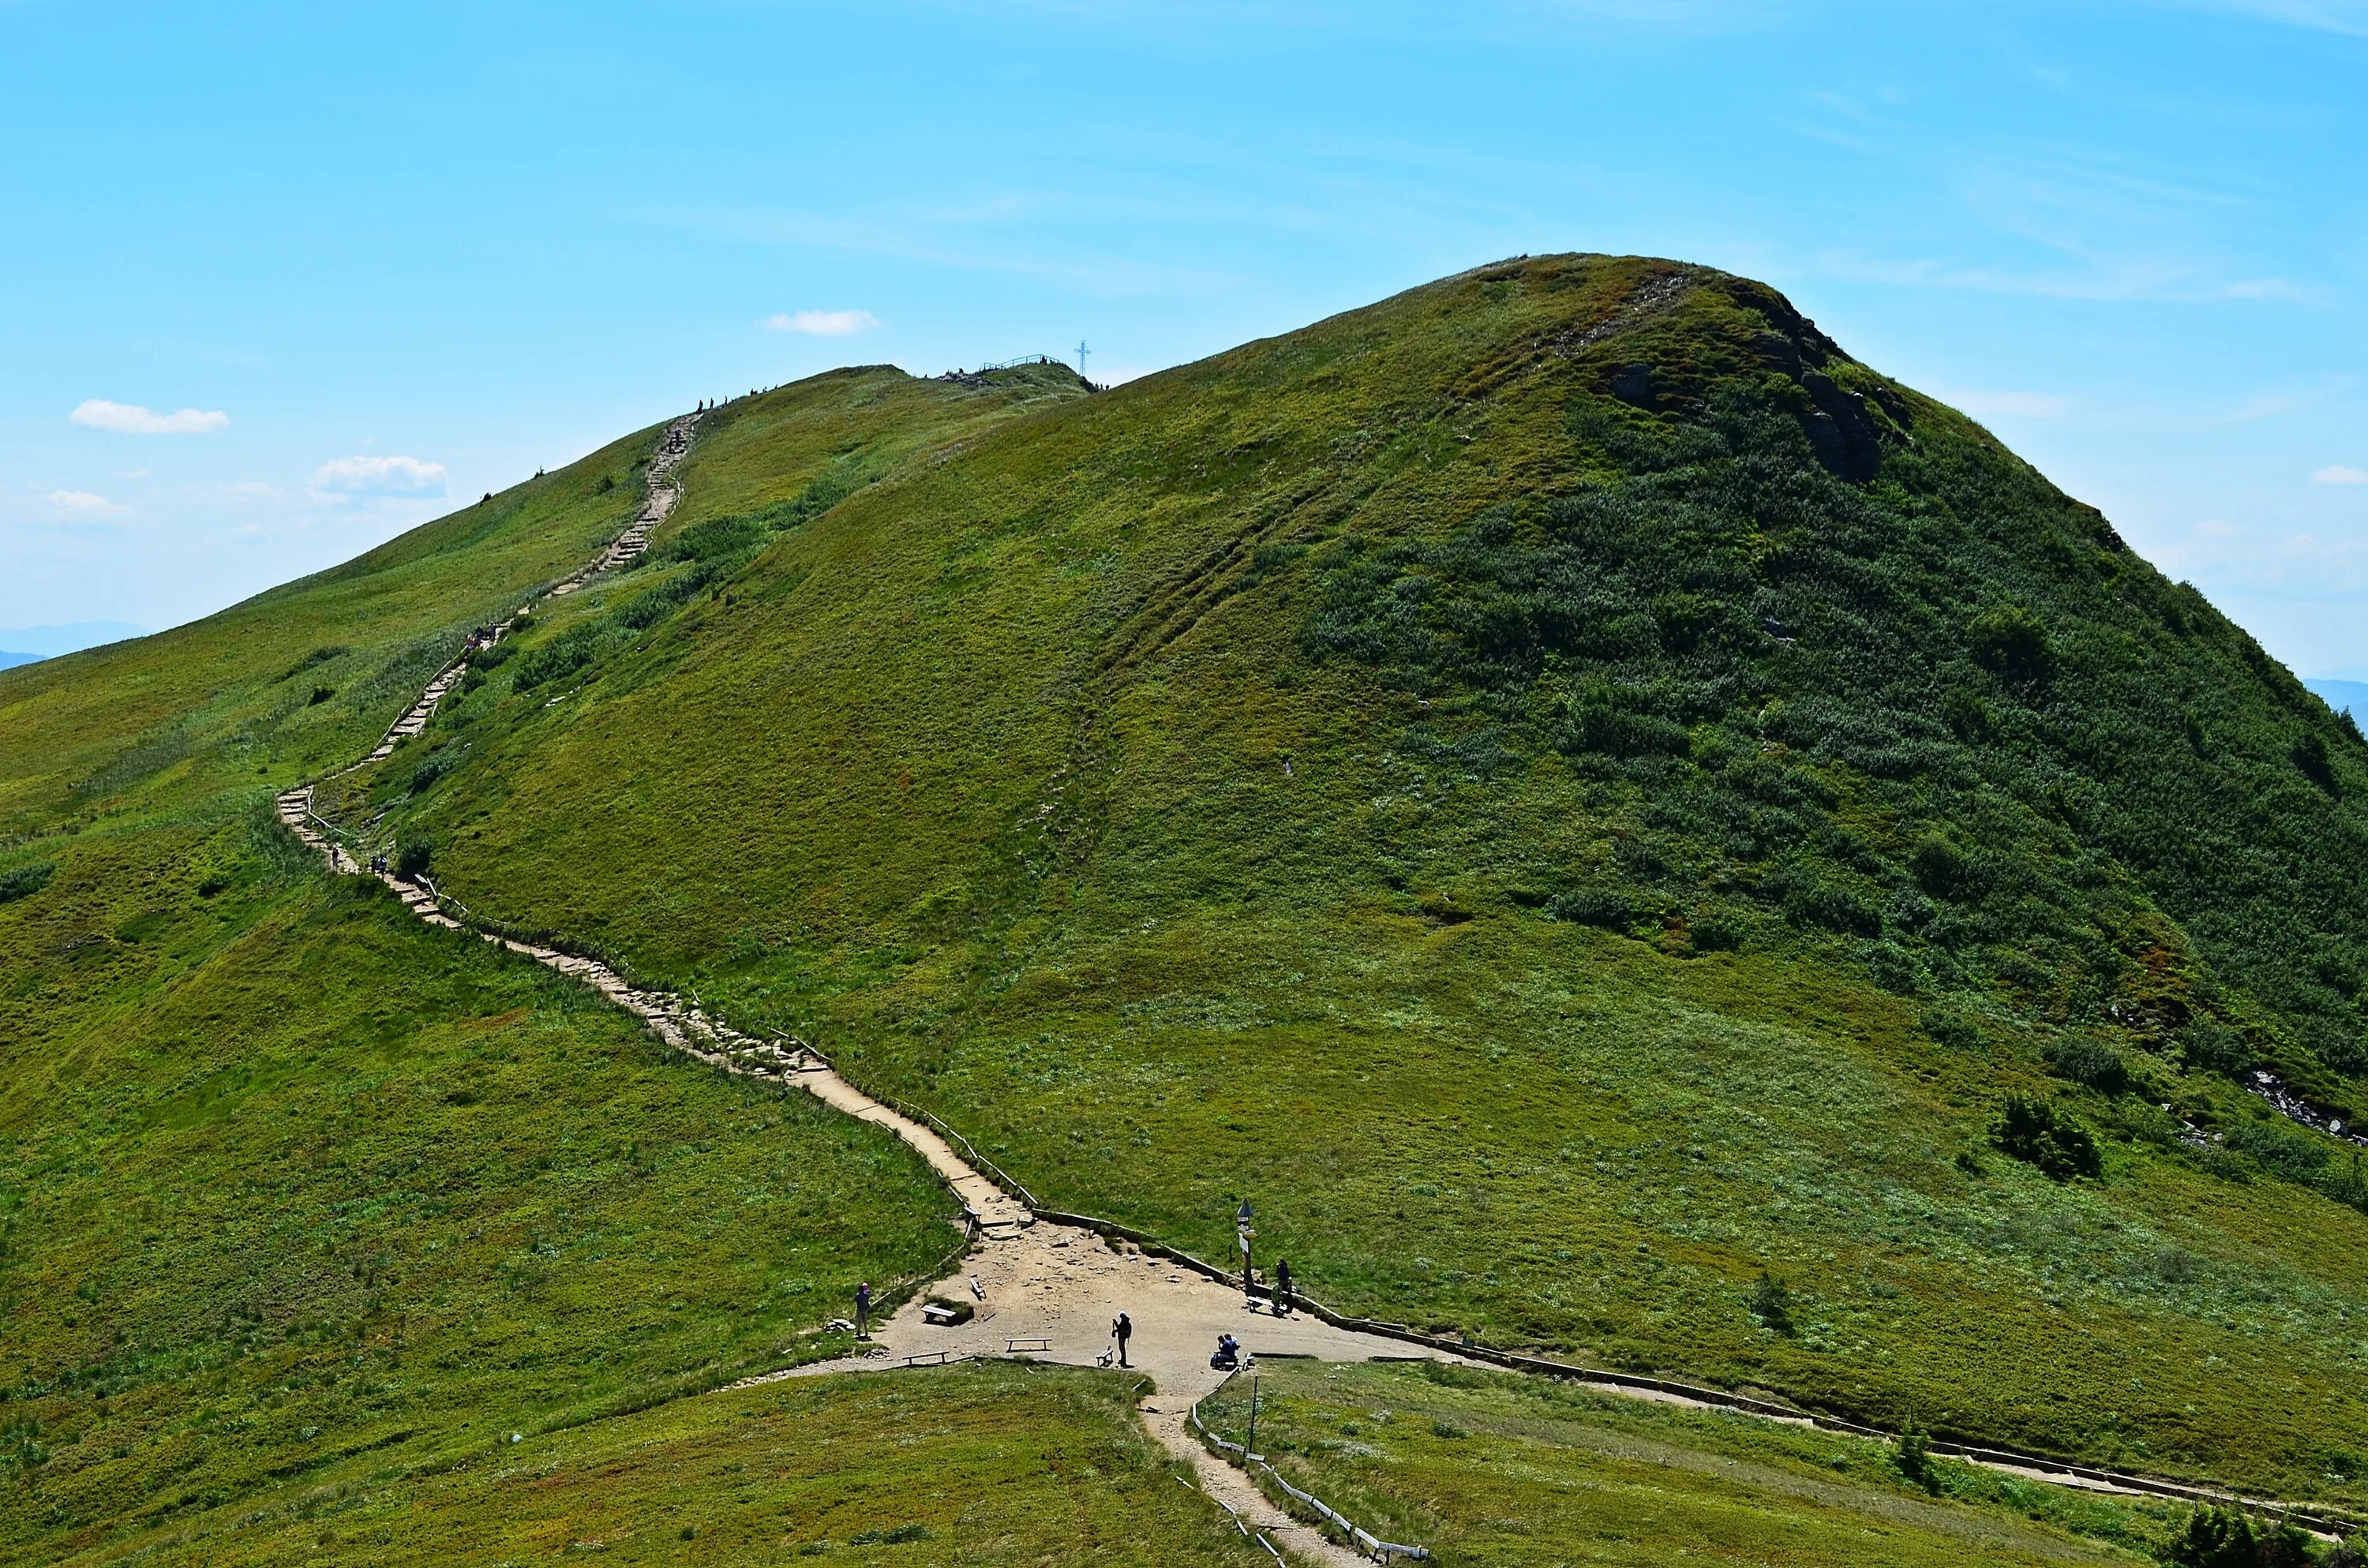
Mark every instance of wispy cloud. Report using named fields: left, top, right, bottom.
left=1943, top=389, right=2070, bottom=419
left=1815, top=247, right=2320, bottom=306
left=70, top=399, right=230, bottom=435
left=2150, top=0, right=2368, bottom=36
left=762, top=309, right=882, bottom=337
left=47, top=489, right=128, bottom=515
left=2315, top=465, right=2368, bottom=485
left=308, top=455, right=447, bottom=500
left=2141, top=515, right=2368, bottom=596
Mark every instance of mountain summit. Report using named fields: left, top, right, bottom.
left=6, top=256, right=2368, bottom=1555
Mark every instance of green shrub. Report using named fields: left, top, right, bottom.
left=307, top=684, right=335, bottom=705
left=2159, top=1505, right=2310, bottom=1568
left=1992, top=1094, right=2102, bottom=1181
left=2045, top=1036, right=2130, bottom=1096
left=1552, top=887, right=1634, bottom=928
left=1920, top=1008, right=1983, bottom=1052
left=0, top=862, right=56, bottom=904
left=2180, top=1022, right=2252, bottom=1078
left=1967, top=603, right=2055, bottom=684
left=510, top=627, right=609, bottom=692
left=1775, top=873, right=1883, bottom=937
left=2294, top=732, right=2339, bottom=793
left=1689, top=910, right=1744, bottom=951
left=407, top=749, right=459, bottom=796
left=1748, top=1270, right=1794, bottom=1334
left=395, top=836, right=433, bottom=880
left=2224, top=1119, right=2330, bottom=1184
left=1894, top=1421, right=1938, bottom=1492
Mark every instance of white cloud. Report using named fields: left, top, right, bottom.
left=307, top=455, right=448, bottom=499
left=2313, top=465, right=2368, bottom=485
left=763, top=309, right=881, bottom=337
left=47, top=489, right=128, bottom=515
left=70, top=399, right=229, bottom=435
left=1944, top=389, right=2070, bottom=419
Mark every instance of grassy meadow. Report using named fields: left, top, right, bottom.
left=9, top=251, right=2368, bottom=1558
left=0, top=366, right=1092, bottom=1559
left=68, top=1362, right=1266, bottom=1567
left=362, top=256, right=2368, bottom=1502
left=1201, top=1358, right=2186, bottom=1567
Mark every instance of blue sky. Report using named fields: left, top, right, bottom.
left=6, top=1, right=2366, bottom=675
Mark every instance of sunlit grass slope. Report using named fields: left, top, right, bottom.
left=1206, top=1359, right=2175, bottom=1567
left=73, top=1364, right=1264, bottom=1568
left=0, top=369, right=1088, bottom=1562
left=384, top=255, right=2368, bottom=1502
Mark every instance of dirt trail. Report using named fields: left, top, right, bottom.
left=269, top=409, right=2347, bottom=1558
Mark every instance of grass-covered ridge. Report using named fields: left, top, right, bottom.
left=372, top=254, right=2368, bottom=1501
left=0, top=366, right=1089, bottom=1561
left=65, top=1363, right=1265, bottom=1566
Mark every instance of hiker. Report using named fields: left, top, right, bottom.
left=1111, top=1311, right=1133, bottom=1368
left=1210, top=1333, right=1240, bottom=1372
left=1273, top=1259, right=1294, bottom=1316
left=855, top=1281, right=871, bottom=1340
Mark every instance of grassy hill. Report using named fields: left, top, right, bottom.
left=0, top=369, right=1092, bottom=1561
left=351, top=255, right=2368, bottom=1502
left=9, top=254, right=2368, bottom=1556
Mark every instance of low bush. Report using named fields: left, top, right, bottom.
left=395, top=835, right=433, bottom=879
left=1748, top=1270, right=1794, bottom=1334
left=2046, top=1036, right=2130, bottom=1096
left=0, top=862, right=56, bottom=904
left=2224, top=1120, right=2330, bottom=1184
left=1992, top=1094, right=2102, bottom=1181
left=2159, top=1505, right=2310, bottom=1568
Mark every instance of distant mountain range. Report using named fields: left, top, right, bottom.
left=2309, top=678, right=2368, bottom=719
left=0, top=619, right=148, bottom=669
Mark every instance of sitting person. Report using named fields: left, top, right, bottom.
left=1210, top=1332, right=1241, bottom=1371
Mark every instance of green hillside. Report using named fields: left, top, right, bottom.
left=9, top=254, right=2368, bottom=1558
left=357, top=255, right=2368, bottom=1499
left=1203, top=1359, right=2176, bottom=1566
left=0, top=369, right=1088, bottom=1561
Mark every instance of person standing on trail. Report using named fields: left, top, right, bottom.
left=855, top=1282, right=872, bottom=1340
left=1273, top=1259, right=1294, bottom=1316
left=1111, top=1312, right=1133, bottom=1368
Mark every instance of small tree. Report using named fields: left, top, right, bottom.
left=1894, top=1421, right=1939, bottom=1492
left=1748, top=1270, right=1794, bottom=1335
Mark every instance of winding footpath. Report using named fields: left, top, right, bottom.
left=272, top=412, right=2350, bottom=1560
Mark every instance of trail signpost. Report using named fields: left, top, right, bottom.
left=1237, top=1199, right=1256, bottom=1299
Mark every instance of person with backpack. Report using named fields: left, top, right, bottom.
left=1111, top=1311, right=1133, bottom=1368
left=1273, top=1259, right=1295, bottom=1316
left=855, top=1281, right=871, bottom=1340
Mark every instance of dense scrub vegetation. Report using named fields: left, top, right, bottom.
left=376, top=256, right=2368, bottom=1503
left=1297, top=352, right=2368, bottom=1111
